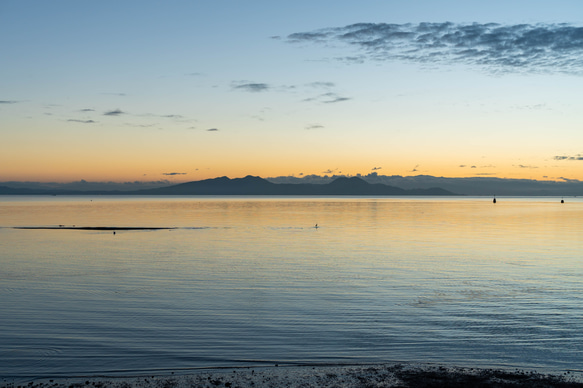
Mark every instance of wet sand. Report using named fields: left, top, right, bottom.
left=3, top=363, right=582, bottom=388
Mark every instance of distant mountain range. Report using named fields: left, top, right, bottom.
left=0, top=176, right=455, bottom=196
left=3, top=174, right=582, bottom=196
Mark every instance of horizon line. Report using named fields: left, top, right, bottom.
left=1, top=173, right=581, bottom=185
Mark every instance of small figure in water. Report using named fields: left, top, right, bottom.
left=113, top=231, right=116, bottom=235
left=493, top=196, right=496, bottom=204
left=561, top=197, right=564, bottom=203
left=315, top=223, right=319, bottom=229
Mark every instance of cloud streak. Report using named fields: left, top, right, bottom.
left=104, top=109, right=125, bottom=116
left=287, top=22, right=583, bottom=74
left=67, top=119, right=96, bottom=124
left=554, top=154, right=583, bottom=161
left=307, top=82, right=336, bottom=88
left=233, top=83, right=270, bottom=92
left=516, top=164, right=538, bottom=169
left=304, top=92, right=350, bottom=104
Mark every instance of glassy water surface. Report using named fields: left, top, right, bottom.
left=1, top=196, right=582, bottom=379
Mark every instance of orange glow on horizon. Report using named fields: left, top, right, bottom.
left=1, top=161, right=580, bottom=183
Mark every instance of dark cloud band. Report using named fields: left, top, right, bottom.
left=554, top=155, right=583, bottom=161
left=67, top=119, right=96, bottom=124
left=233, top=83, right=270, bottom=92
left=287, top=22, right=583, bottom=74
left=104, top=109, right=125, bottom=116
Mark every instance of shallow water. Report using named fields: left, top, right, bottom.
left=1, top=196, right=582, bottom=379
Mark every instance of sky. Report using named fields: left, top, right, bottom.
left=2, top=0, right=583, bottom=183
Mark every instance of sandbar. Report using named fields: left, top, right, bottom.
left=13, top=226, right=177, bottom=231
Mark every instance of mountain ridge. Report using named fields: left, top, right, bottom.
left=0, top=176, right=456, bottom=196
left=137, top=175, right=455, bottom=195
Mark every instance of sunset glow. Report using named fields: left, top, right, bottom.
left=2, top=1, right=583, bottom=183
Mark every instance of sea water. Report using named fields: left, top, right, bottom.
left=1, top=196, right=582, bottom=380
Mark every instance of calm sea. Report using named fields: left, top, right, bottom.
left=1, top=196, right=582, bottom=380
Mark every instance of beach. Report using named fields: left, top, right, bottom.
left=4, top=364, right=582, bottom=388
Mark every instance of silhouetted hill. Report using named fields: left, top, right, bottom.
left=0, top=185, right=122, bottom=196
left=139, top=176, right=456, bottom=196
left=5, top=174, right=582, bottom=196
left=0, top=176, right=456, bottom=196
left=143, top=175, right=276, bottom=195
left=324, top=177, right=405, bottom=195
left=0, top=186, right=40, bottom=195
left=0, top=186, right=82, bottom=195
left=268, top=174, right=583, bottom=196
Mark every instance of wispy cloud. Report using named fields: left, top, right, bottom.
left=554, top=154, right=583, bottom=161
left=163, top=172, right=187, bottom=176
left=79, top=108, right=95, bottom=112
left=307, top=81, right=336, bottom=89
left=139, top=113, right=187, bottom=120
left=323, top=94, right=350, bottom=103
left=513, top=103, right=548, bottom=111
left=516, top=164, right=539, bottom=169
left=123, top=123, right=158, bottom=129
left=322, top=168, right=340, bottom=174
left=104, top=109, right=125, bottom=116
left=233, top=83, right=270, bottom=92
left=287, top=22, right=583, bottom=75
left=305, top=124, right=324, bottom=130
left=67, top=119, right=96, bottom=124
left=0, top=100, right=18, bottom=104
left=372, top=166, right=382, bottom=171
left=206, top=128, right=219, bottom=132
left=304, top=92, right=350, bottom=104
left=230, top=80, right=344, bottom=104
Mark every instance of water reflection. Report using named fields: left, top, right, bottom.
left=1, top=197, right=582, bottom=377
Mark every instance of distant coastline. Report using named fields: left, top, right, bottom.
left=0, top=176, right=455, bottom=196
left=2, top=173, right=582, bottom=196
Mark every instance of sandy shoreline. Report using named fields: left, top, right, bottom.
left=3, top=363, right=582, bottom=388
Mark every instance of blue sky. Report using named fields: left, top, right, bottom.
left=2, top=0, right=583, bottom=182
